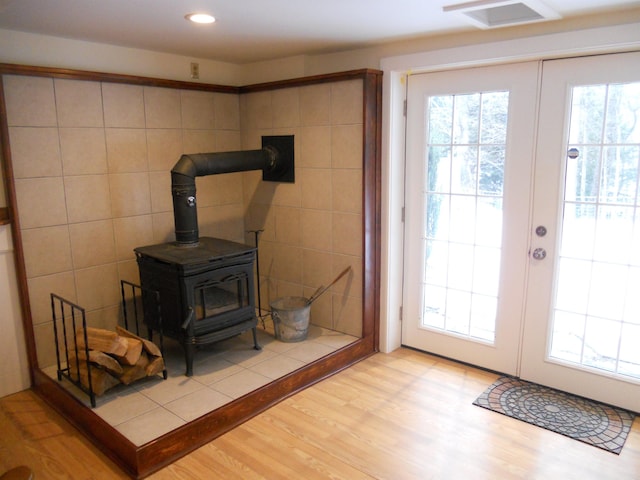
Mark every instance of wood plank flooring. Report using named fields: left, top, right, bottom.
left=2, top=348, right=639, bottom=479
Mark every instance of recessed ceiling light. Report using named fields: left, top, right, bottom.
left=185, top=13, right=216, bottom=24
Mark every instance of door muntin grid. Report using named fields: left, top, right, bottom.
left=421, top=91, right=510, bottom=344
left=550, top=81, right=640, bottom=380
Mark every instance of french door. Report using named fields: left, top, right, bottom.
left=403, top=62, right=539, bottom=375
left=403, top=52, right=640, bottom=412
left=521, top=52, right=640, bottom=411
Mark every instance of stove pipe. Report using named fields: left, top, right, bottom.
left=171, top=136, right=294, bottom=246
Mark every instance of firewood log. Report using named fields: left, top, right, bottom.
left=73, top=349, right=124, bottom=376
left=76, top=327, right=128, bottom=357
left=115, top=326, right=162, bottom=357
left=113, top=337, right=143, bottom=366
left=118, top=351, right=150, bottom=385
left=67, top=355, right=120, bottom=396
left=145, top=356, right=166, bottom=377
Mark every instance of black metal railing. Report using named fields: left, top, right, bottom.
left=51, top=293, right=96, bottom=407
left=120, top=280, right=167, bottom=380
left=50, top=282, right=167, bottom=408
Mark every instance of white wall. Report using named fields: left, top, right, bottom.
left=0, top=133, right=28, bottom=396
left=0, top=28, right=309, bottom=87
left=0, top=226, right=30, bottom=397
left=0, top=29, right=242, bottom=86
left=237, top=55, right=306, bottom=86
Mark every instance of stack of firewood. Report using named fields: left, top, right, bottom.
left=69, top=326, right=165, bottom=395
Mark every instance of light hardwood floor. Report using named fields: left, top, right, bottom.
left=1, top=348, right=639, bottom=479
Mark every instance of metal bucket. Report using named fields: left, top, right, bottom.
left=270, top=296, right=310, bottom=342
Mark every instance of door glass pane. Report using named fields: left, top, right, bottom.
left=424, top=240, right=447, bottom=285
left=564, top=146, right=600, bottom=203
left=453, top=94, right=480, bottom=144
left=550, top=310, right=585, bottom=363
left=550, top=81, right=640, bottom=380
left=619, top=323, right=640, bottom=377
left=424, top=284, right=446, bottom=329
left=449, top=195, right=475, bottom=243
left=476, top=197, right=502, bottom=247
left=470, top=294, right=498, bottom=342
left=422, top=91, right=509, bottom=343
left=426, top=194, right=449, bottom=239
left=451, top=146, right=478, bottom=194
left=554, top=258, right=590, bottom=313
left=479, top=145, right=505, bottom=195
left=600, top=146, right=639, bottom=204
left=583, top=316, right=621, bottom=372
left=473, top=246, right=500, bottom=296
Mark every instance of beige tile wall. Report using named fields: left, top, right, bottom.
left=4, top=74, right=364, bottom=368
left=3, top=75, right=242, bottom=368
left=241, top=79, right=364, bottom=337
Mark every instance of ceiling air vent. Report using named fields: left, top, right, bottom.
left=443, top=0, right=561, bottom=29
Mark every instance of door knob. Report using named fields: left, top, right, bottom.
left=532, top=248, right=546, bottom=260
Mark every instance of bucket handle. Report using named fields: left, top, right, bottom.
left=306, top=266, right=351, bottom=305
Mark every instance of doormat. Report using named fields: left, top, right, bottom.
left=473, top=376, right=636, bottom=454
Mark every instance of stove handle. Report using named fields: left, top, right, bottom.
left=181, top=307, right=195, bottom=331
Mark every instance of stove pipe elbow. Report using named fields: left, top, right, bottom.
left=171, top=136, right=293, bottom=246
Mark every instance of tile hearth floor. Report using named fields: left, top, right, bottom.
left=44, top=323, right=357, bottom=446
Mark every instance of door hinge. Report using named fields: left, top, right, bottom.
left=403, top=99, right=407, bottom=117
left=401, top=206, right=405, bottom=223
left=399, top=306, right=403, bottom=322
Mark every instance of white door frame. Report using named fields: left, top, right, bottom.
left=379, top=22, right=640, bottom=354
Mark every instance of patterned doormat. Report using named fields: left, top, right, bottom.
left=473, top=376, right=636, bottom=454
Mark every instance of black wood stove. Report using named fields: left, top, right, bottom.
left=135, top=237, right=259, bottom=376
left=135, top=135, right=294, bottom=376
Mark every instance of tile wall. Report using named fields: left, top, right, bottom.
left=3, top=74, right=364, bottom=369
left=241, top=80, right=364, bottom=337
left=4, top=75, right=243, bottom=368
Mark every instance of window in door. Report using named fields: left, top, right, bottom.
left=550, top=81, right=640, bottom=379
left=422, top=91, right=510, bottom=343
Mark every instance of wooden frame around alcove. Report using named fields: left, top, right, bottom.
left=0, top=63, right=382, bottom=478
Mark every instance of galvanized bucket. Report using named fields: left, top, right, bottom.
left=270, top=296, right=310, bottom=342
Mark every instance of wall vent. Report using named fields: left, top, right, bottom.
left=443, top=0, right=561, bottom=29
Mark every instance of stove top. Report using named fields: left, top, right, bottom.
left=134, top=237, right=255, bottom=267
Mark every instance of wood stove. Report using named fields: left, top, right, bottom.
left=135, top=135, right=294, bottom=376
left=135, top=237, right=259, bottom=376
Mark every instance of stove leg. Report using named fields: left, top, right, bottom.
left=185, top=343, right=195, bottom=376
left=252, top=327, right=262, bottom=351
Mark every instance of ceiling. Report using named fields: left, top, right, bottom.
left=0, top=0, right=638, bottom=64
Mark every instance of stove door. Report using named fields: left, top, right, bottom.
left=188, top=263, right=256, bottom=335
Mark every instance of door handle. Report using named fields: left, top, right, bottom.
left=532, top=248, right=546, bottom=260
